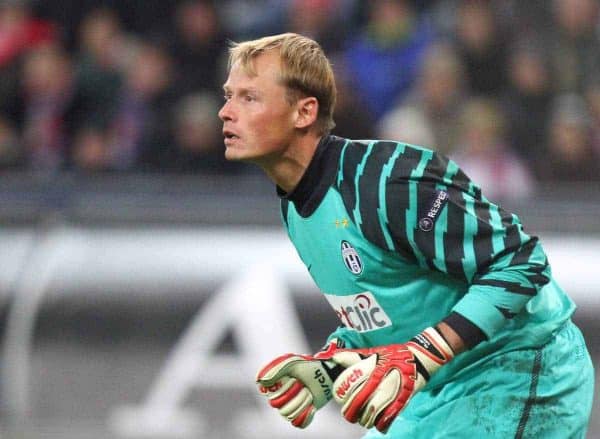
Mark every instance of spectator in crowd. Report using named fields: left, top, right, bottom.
left=17, top=43, right=76, bottom=171
left=451, top=97, right=534, bottom=200
left=453, top=0, right=509, bottom=97
left=0, top=1, right=56, bottom=117
left=502, top=39, right=555, bottom=180
left=342, top=0, right=435, bottom=121
left=169, top=0, right=228, bottom=99
left=548, top=0, right=600, bottom=95
left=0, top=1, right=55, bottom=68
left=542, top=93, right=599, bottom=182
left=103, top=41, right=175, bottom=171
left=72, top=7, right=127, bottom=135
left=378, top=41, right=466, bottom=154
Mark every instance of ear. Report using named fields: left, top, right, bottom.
left=294, top=97, right=319, bottom=130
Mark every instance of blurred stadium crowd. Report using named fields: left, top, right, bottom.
left=1, top=0, right=600, bottom=199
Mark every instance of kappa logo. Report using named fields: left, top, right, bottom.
left=341, top=241, right=363, bottom=275
left=419, top=190, right=448, bottom=232
left=324, top=292, right=392, bottom=333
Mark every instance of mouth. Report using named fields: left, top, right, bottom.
left=223, top=130, right=240, bottom=143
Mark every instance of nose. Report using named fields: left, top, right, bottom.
left=218, top=99, right=234, bottom=122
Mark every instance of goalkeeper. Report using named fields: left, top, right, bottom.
left=218, top=33, right=594, bottom=437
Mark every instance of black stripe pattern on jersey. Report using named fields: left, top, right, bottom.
left=357, top=141, right=401, bottom=250
left=334, top=139, right=551, bottom=335
left=337, top=141, right=368, bottom=221
left=381, top=144, right=424, bottom=263
left=414, top=153, right=450, bottom=271
left=441, top=166, right=468, bottom=282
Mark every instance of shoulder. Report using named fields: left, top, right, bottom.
left=337, top=139, right=406, bottom=180
left=336, top=138, right=479, bottom=216
left=336, top=139, right=453, bottom=188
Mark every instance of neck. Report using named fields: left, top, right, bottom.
left=261, top=132, right=323, bottom=194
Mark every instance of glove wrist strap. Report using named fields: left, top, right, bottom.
left=408, top=327, right=455, bottom=380
left=315, top=339, right=346, bottom=382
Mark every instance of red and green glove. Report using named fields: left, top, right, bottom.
left=318, top=327, right=455, bottom=432
left=256, top=327, right=454, bottom=432
left=255, top=342, right=344, bottom=428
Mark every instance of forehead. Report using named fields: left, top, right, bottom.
left=224, top=51, right=283, bottom=89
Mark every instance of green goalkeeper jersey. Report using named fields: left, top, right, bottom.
left=278, top=135, right=576, bottom=389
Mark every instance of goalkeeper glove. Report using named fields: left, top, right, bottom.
left=319, top=327, right=454, bottom=432
left=256, top=341, right=344, bottom=428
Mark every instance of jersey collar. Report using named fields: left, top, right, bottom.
left=277, top=134, right=345, bottom=217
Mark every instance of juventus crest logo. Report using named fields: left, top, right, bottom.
left=341, top=240, right=363, bottom=275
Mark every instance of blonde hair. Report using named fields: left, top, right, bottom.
left=228, top=33, right=336, bottom=135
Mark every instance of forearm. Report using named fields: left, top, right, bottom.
left=437, top=310, right=488, bottom=355
left=436, top=320, right=467, bottom=355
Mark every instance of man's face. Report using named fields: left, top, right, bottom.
left=219, top=51, right=298, bottom=165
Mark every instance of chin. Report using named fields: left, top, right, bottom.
left=225, top=146, right=250, bottom=162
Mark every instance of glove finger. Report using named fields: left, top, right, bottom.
left=279, top=387, right=312, bottom=418
left=291, top=404, right=316, bottom=429
left=343, top=375, right=388, bottom=424
left=257, top=354, right=304, bottom=385
left=359, top=370, right=400, bottom=428
left=333, top=355, right=378, bottom=423
left=268, top=378, right=304, bottom=408
left=333, top=354, right=377, bottom=404
left=258, top=375, right=296, bottom=398
left=374, top=373, right=415, bottom=433
left=330, top=351, right=364, bottom=368
left=258, top=374, right=317, bottom=429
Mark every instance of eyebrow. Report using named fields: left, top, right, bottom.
left=222, top=85, right=260, bottom=95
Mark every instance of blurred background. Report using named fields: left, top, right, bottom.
left=0, top=0, right=598, bottom=438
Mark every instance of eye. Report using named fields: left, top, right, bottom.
left=244, top=94, right=256, bottom=102
left=223, top=93, right=232, bottom=101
